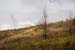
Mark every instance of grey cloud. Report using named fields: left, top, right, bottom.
left=0, top=0, right=75, bottom=30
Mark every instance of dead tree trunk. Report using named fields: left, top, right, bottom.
left=43, top=10, right=47, bottom=40
left=43, top=2, right=47, bottom=40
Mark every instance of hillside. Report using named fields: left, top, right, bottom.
left=0, top=20, right=75, bottom=50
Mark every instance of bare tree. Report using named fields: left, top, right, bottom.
left=68, top=10, right=73, bottom=35
left=65, top=10, right=75, bottom=50
left=10, top=14, right=16, bottom=34
left=43, top=0, right=47, bottom=40
left=38, top=0, right=48, bottom=40
left=43, top=9, right=47, bottom=40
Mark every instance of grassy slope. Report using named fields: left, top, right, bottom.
left=0, top=20, right=75, bottom=50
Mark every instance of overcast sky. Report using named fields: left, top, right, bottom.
left=0, top=0, right=75, bottom=30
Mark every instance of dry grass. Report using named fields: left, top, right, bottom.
left=0, top=20, right=75, bottom=50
